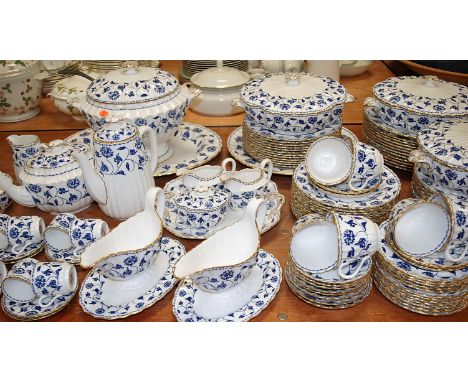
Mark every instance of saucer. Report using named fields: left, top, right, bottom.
left=154, top=123, right=222, bottom=177
left=80, top=237, right=184, bottom=320
left=173, top=250, right=281, bottom=322
left=45, top=246, right=81, bottom=264
left=414, top=164, right=466, bottom=197
left=0, top=188, right=11, bottom=213
left=1, top=285, right=77, bottom=321
left=227, top=126, right=358, bottom=176
left=0, top=240, right=44, bottom=264
left=163, top=180, right=284, bottom=239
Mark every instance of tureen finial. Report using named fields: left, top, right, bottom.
left=422, top=75, right=439, bottom=88
left=285, top=72, right=301, bottom=86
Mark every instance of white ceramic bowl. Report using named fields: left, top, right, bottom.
left=340, top=60, right=373, bottom=77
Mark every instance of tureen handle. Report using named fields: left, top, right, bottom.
left=344, top=93, right=355, bottom=103
left=182, top=83, right=202, bottom=101
left=231, top=98, right=245, bottom=110
left=408, top=150, right=429, bottom=165
left=364, top=97, right=378, bottom=108
left=138, top=126, right=159, bottom=172
left=259, top=159, right=273, bottom=182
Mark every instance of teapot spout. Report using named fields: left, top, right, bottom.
left=0, top=172, right=35, bottom=207
left=73, top=152, right=107, bottom=205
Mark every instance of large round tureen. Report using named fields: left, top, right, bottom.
left=71, top=62, right=201, bottom=161
left=367, top=76, right=468, bottom=134
left=234, top=73, right=353, bottom=135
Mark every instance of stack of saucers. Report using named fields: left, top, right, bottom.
left=81, top=60, right=160, bottom=74
left=410, top=119, right=468, bottom=200
left=290, top=135, right=401, bottom=223
left=233, top=73, right=354, bottom=172
left=181, top=60, right=248, bottom=82
left=373, top=196, right=468, bottom=315
left=363, top=76, right=468, bottom=171
left=286, top=213, right=378, bottom=309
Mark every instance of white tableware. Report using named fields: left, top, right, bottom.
left=261, top=60, right=284, bottom=73
left=71, top=62, right=201, bottom=162
left=0, top=261, right=6, bottom=295
left=6, top=134, right=43, bottom=182
left=0, top=139, right=94, bottom=214
left=80, top=187, right=165, bottom=271
left=174, top=198, right=267, bottom=292
left=339, top=60, right=373, bottom=77
left=75, top=118, right=158, bottom=219
left=176, top=164, right=225, bottom=188
left=2, top=258, right=38, bottom=303
left=0, top=189, right=10, bottom=214
left=189, top=60, right=250, bottom=116
left=0, top=215, right=45, bottom=255
left=32, top=262, right=77, bottom=307
left=173, top=249, right=281, bottom=322
left=0, top=61, right=48, bottom=122
left=80, top=236, right=184, bottom=320
left=305, top=60, right=341, bottom=81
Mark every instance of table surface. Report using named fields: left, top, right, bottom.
left=0, top=60, right=466, bottom=322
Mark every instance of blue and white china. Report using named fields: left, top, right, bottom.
left=164, top=174, right=284, bottom=239
left=368, top=76, right=468, bottom=134
left=409, top=120, right=468, bottom=197
left=227, top=126, right=358, bottom=176
left=70, top=62, right=201, bottom=162
left=0, top=188, right=11, bottom=213
left=221, top=157, right=273, bottom=210
left=6, top=134, right=43, bottom=182
left=306, top=136, right=384, bottom=192
left=173, top=249, right=281, bottom=322
left=80, top=236, right=184, bottom=320
left=31, top=262, right=77, bottom=307
left=80, top=187, right=165, bottom=272
left=75, top=119, right=159, bottom=220
left=294, top=162, right=400, bottom=210
left=0, top=261, right=6, bottom=294
left=174, top=184, right=230, bottom=234
left=177, top=164, right=225, bottom=188
left=0, top=215, right=45, bottom=256
left=379, top=221, right=468, bottom=282
left=0, top=139, right=93, bottom=214
left=44, top=213, right=109, bottom=264
left=174, top=198, right=267, bottom=293
left=388, top=197, right=451, bottom=258
left=154, top=123, right=222, bottom=177
left=430, top=194, right=468, bottom=263
left=1, top=258, right=38, bottom=303
left=234, top=73, right=354, bottom=136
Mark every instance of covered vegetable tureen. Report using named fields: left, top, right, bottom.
left=410, top=119, right=468, bottom=197
left=0, top=140, right=93, bottom=213
left=366, top=75, right=468, bottom=134
left=71, top=62, right=201, bottom=161
left=233, top=73, right=354, bottom=135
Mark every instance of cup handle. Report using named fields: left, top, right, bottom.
left=444, top=245, right=468, bottom=263
left=260, top=159, right=273, bottom=182
left=338, top=256, right=370, bottom=280
left=38, top=294, right=63, bottom=308
left=220, top=158, right=236, bottom=182
left=11, top=242, right=29, bottom=255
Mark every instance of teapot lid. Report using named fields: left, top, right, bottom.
left=418, top=119, right=468, bottom=170
left=373, top=76, right=468, bottom=116
left=175, top=185, right=230, bottom=211
left=24, top=141, right=90, bottom=177
left=240, top=73, right=347, bottom=115
left=0, top=60, right=39, bottom=76
left=191, top=60, right=250, bottom=89
left=94, top=119, right=139, bottom=144
left=86, top=62, right=180, bottom=105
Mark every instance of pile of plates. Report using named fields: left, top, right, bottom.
left=81, top=60, right=160, bottom=73
left=181, top=60, right=248, bottom=81
left=374, top=221, right=468, bottom=316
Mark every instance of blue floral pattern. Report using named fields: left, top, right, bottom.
left=32, top=262, right=74, bottom=301
left=0, top=190, right=11, bottom=214
left=9, top=138, right=42, bottom=178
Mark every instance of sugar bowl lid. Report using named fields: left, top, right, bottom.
left=175, top=185, right=230, bottom=211
left=94, top=119, right=139, bottom=144
left=86, top=61, right=180, bottom=104
left=373, top=76, right=468, bottom=116
left=418, top=119, right=468, bottom=170
left=0, top=60, right=39, bottom=76
left=240, top=73, right=347, bottom=115
left=191, top=60, right=250, bottom=89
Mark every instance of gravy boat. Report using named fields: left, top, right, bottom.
left=176, top=165, right=225, bottom=188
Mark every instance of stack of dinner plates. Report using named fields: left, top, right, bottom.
left=81, top=60, right=160, bottom=73
left=181, top=60, right=248, bottom=81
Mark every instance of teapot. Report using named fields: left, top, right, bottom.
left=74, top=118, right=159, bottom=220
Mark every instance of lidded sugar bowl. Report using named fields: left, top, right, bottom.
left=70, top=61, right=201, bottom=161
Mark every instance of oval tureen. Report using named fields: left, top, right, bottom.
left=368, top=75, right=468, bottom=134
left=72, top=62, right=201, bottom=161
left=234, top=73, right=353, bottom=135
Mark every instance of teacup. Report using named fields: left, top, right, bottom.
left=44, top=213, right=109, bottom=262
left=1, top=258, right=39, bottom=303
left=32, top=262, right=77, bottom=307
left=305, top=136, right=384, bottom=192
left=221, top=158, right=273, bottom=210
left=388, top=198, right=451, bottom=258
left=0, top=215, right=45, bottom=254
left=430, top=194, right=468, bottom=263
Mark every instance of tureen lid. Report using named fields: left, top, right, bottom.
left=175, top=185, right=229, bottom=211
left=86, top=62, right=179, bottom=104
left=191, top=60, right=250, bottom=89
left=373, top=76, right=468, bottom=116
left=50, top=75, right=94, bottom=99
left=418, top=119, right=468, bottom=170
left=240, top=73, right=347, bottom=115
left=24, top=141, right=90, bottom=177
left=0, top=60, right=39, bottom=76
left=94, top=119, right=139, bottom=144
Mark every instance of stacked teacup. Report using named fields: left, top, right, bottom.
left=373, top=195, right=468, bottom=315
left=290, top=135, right=401, bottom=224
left=285, top=212, right=379, bottom=309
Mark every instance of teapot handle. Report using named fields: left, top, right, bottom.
left=139, top=126, right=159, bottom=172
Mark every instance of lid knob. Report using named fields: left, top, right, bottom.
left=121, top=60, right=140, bottom=75
left=422, top=75, right=439, bottom=88
left=285, top=72, right=301, bottom=87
